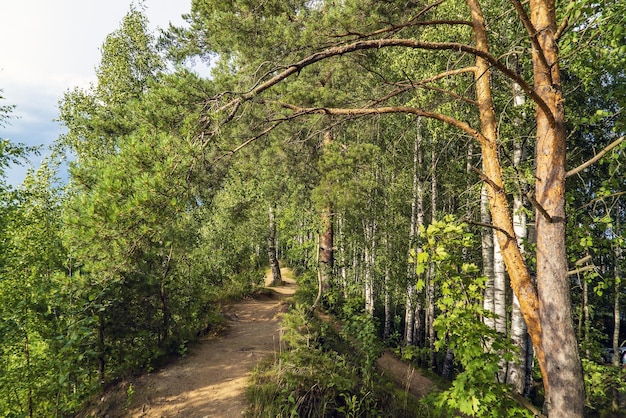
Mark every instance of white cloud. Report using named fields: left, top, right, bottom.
left=0, top=0, right=193, bottom=185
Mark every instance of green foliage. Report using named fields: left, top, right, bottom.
left=415, top=216, right=531, bottom=417
left=247, top=306, right=425, bottom=417
left=340, top=309, right=383, bottom=389
left=0, top=161, right=88, bottom=416
left=581, top=359, right=626, bottom=415
left=58, top=6, right=164, bottom=162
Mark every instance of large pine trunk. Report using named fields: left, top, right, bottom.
left=530, top=1, right=585, bottom=414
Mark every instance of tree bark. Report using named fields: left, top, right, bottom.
left=267, top=204, right=282, bottom=286
left=466, top=0, right=549, bottom=396
left=530, top=0, right=585, bottom=414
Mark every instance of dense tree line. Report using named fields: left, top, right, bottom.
left=0, top=0, right=624, bottom=416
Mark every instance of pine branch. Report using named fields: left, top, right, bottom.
left=509, top=0, right=552, bottom=78
left=272, top=102, right=488, bottom=145
left=207, top=38, right=554, bottom=128
left=566, top=136, right=624, bottom=178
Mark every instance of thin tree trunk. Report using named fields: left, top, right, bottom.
left=364, top=220, right=377, bottom=316
left=98, top=314, right=105, bottom=385
left=406, top=117, right=423, bottom=345
left=482, top=184, right=495, bottom=329
left=405, top=285, right=415, bottom=345
left=493, top=236, right=507, bottom=336
left=319, top=130, right=334, bottom=291
left=508, top=67, right=531, bottom=395
left=441, top=348, right=455, bottom=379
left=25, top=333, right=33, bottom=418
left=612, top=215, right=622, bottom=365
left=383, top=193, right=392, bottom=340
left=338, top=214, right=348, bottom=298
left=509, top=263, right=531, bottom=394
left=582, top=277, right=589, bottom=352
left=158, top=245, right=174, bottom=343
left=493, top=234, right=507, bottom=382
left=612, top=240, right=623, bottom=411
left=427, top=134, right=437, bottom=368
left=384, top=262, right=392, bottom=340
left=267, top=205, right=282, bottom=286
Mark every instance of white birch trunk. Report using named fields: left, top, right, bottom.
left=384, top=261, right=392, bottom=340
left=481, top=184, right=495, bottom=329
left=507, top=70, right=532, bottom=394
left=493, top=236, right=507, bottom=336
left=267, top=205, right=282, bottom=286
left=406, top=117, right=424, bottom=345
left=613, top=234, right=622, bottom=366
left=427, top=137, right=437, bottom=367
left=364, top=220, right=377, bottom=316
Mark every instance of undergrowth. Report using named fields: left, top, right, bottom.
left=246, top=304, right=428, bottom=417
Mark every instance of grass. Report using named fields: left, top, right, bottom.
left=246, top=306, right=432, bottom=418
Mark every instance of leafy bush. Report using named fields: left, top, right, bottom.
left=417, top=216, right=533, bottom=417
left=581, top=359, right=626, bottom=416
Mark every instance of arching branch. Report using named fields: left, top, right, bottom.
left=270, top=102, right=488, bottom=145
left=509, top=0, right=551, bottom=77
left=207, top=39, right=554, bottom=127
left=566, top=136, right=624, bottom=178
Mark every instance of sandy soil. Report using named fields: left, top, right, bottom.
left=376, top=350, right=434, bottom=399
left=77, top=267, right=435, bottom=417
left=80, top=269, right=296, bottom=418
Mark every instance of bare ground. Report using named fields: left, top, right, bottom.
left=79, top=269, right=296, bottom=418
left=376, top=350, right=435, bottom=400
left=77, top=267, right=435, bottom=417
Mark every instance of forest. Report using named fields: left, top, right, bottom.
left=0, top=0, right=624, bottom=416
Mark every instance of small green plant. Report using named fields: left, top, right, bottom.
left=178, top=340, right=189, bottom=357
left=581, top=359, right=626, bottom=416
left=125, top=383, right=135, bottom=409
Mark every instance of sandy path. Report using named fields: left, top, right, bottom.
left=78, top=266, right=437, bottom=417
left=83, top=270, right=295, bottom=418
left=376, top=350, right=434, bottom=399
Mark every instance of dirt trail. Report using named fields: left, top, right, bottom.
left=376, top=351, right=434, bottom=399
left=84, top=268, right=296, bottom=418
left=80, top=267, right=436, bottom=417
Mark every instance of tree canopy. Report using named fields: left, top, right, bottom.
left=0, top=0, right=624, bottom=416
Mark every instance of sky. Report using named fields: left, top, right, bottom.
left=0, top=0, right=197, bottom=185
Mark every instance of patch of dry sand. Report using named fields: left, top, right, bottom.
left=80, top=269, right=295, bottom=418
